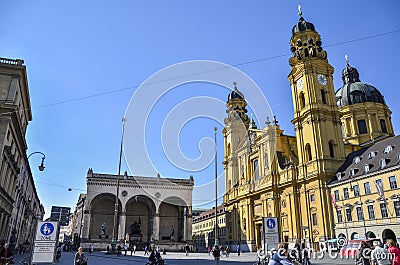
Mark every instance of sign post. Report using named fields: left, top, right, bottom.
left=263, top=217, right=280, bottom=255
left=31, top=221, right=59, bottom=264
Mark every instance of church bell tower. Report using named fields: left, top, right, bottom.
left=223, top=82, right=250, bottom=192
left=288, top=6, right=345, bottom=240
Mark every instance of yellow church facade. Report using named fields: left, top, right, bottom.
left=223, top=11, right=396, bottom=252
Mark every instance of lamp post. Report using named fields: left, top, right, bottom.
left=214, top=127, right=219, bottom=247
left=349, top=178, right=367, bottom=238
left=9, top=151, right=46, bottom=251
left=112, top=117, right=126, bottom=252
left=27, top=152, right=46, bottom=171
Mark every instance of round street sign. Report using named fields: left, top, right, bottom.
left=40, top=222, right=54, bottom=236
left=266, top=218, right=276, bottom=230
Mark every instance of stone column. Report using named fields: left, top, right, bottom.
left=81, top=210, right=91, bottom=240
left=0, top=212, right=4, bottom=238
left=118, top=211, right=126, bottom=241
left=388, top=116, right=394, bottom=135
left=183, top=207, right=188, bottom=241
left=350, top=115, right=357, bottom=136
left=367, top=114, right=374, bottom=136
left=153, top=211, right=160, bottom=241
left=374, top=114, right=380, bottom=132
left=187, top=206, right=192, bottom=241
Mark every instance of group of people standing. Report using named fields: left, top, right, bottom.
left=210, top=244, right=236, bottom=264
left=116, top=243, right=137, bottom=256
left=357, top=239, right=400, bottom=265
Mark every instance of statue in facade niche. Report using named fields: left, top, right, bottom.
left=131, top=220, right=141, bottom=235
left=101, top=223, right=107, bottom=235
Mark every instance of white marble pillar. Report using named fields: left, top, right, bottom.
left=186, top=206, right=192, bottom=241
left=183, top=207, right=188, bottom=241
left=153, top=211, right=160, bottom=241
left=118, top=212, right=126, bottom=241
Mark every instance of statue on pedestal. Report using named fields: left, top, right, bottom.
left=101, top=223, right=107, bottom=235
left=131, top=220, right=141, bottom=235
left=169, top=225, right=175, bottom=242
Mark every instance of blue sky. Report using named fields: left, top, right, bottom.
left=1, top=1, right=399, bottom=217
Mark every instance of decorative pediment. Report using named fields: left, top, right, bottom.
left=365, top=199, right=375, bottom=204
left=354, top=201, right=362, bottom=206
left=310, top=207, right=317, bottom=212
left=344, top=203, right=353, bottom=208
left=390, top=194, right=399, bottom=200
left=376, top=197, right=387, bottom=202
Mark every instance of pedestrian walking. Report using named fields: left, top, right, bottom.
left=371, top=240, right=391, bottom=265
left=356, top=241, right=371, bottom=265
left=185, top=244, right=190, bottom=256
left=133, top=244, right=137, bottom=254
left=117, top=244, right=122, bottom=256
left=268, top=243, right=293, bottom=265
left=124, top=244, right=128, bottom=256
left=89, top=244, right=93, bottom=254
left=144, top=245, right=149, bottom=255
left=212, top=245, right=221, bottom=265
left=226, top=246, right=230, bottom=257
left=208, top=246, right=211, bottom=255
left=387, top=239, right=400, bottom=265
left=74, top=247, right=88, bottom=265
left=18, top=244, right=23, bottom=255
left=237, top=243, right=241, bottom=256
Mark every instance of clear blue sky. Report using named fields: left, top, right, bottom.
left=1, top=1, right=399, bottom=217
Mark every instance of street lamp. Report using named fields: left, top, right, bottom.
left=349, top=177, right=367, bottom=239
left=112, top=117, right=126, bottom=251
left=214, top=127, right=219, bottom=247
left=9, top=151, right=46, bottom=251
left=27, top=152, right=46, bottom=171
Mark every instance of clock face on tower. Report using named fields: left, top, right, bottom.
left=296, top=77, right=304, bottom=90
left=317, top=74, right=327, bottom=86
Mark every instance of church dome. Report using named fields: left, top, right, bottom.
left=228, top=82, right=244, bottom=101
left=292, top=17, right=315, bottom=36
left=336, top=58, right=385, bottom=108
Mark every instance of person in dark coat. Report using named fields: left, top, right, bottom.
left=74, top=247, right=87, bottom=265
left=0, top=244, right=13, bottom=264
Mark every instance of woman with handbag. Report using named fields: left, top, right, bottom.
left=74, top=247, right=88, bottom=265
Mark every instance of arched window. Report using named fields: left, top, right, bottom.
left=300, top=92, right=306, bottom=109
left=321, top=89, right=327, bottom=104
left=305, top=144, right=312, bottom=162
left=329, top=140, right=335, bottom=158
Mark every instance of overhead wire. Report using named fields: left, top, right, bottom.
left=0, top=29, right=398, bottom=118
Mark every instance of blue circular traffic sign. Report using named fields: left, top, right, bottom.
left=40, top=222, right=54, bottom=236
left=266, top=218, right=276, bottom=229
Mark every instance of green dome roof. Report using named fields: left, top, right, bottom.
left=335, top=62, right=385, bottom=108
